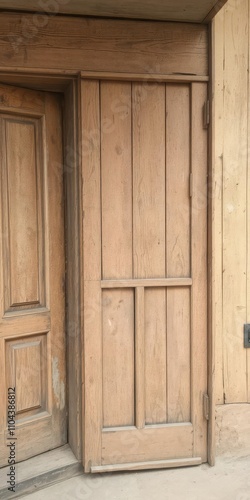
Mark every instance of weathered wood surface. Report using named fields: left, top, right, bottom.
left=82, top=79, right=208, bottom=470
left=0, top=0, right=228, bottom=23
left=213, top=0, right=250, bottom=405
left=0, top=14, right=208, bottom=76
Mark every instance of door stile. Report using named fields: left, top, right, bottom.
left=191, top=82, right=208, bottom=461
left=81, top=80, right=103, bottom=472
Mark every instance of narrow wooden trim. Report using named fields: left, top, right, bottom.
left=81, top=71, right=209, bottom=83
left=91, top=457, right=202, bottom=473
left=190, top=82, right=208, bottom=462
left=101, top=278, right=192, bottom=289
left=207, top=22, right=216, bottom=467
left=135, top=287, right=145, bottom=429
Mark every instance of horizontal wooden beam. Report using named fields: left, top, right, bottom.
left=101, top=278, right=192, bottom=288
left=0, top=13, right=208, bottom=77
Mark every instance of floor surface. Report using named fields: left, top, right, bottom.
left=21, top=457, right=250, bottom=500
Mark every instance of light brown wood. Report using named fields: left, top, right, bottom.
left=145, top=288, right=167, bottom=425
left=166, top=84, right=191, bottom=424
left=208, top=14, right=225, bottom=465
left=81, top=80, right=102, bottom=472
left=103, top=289, right=135, bottom=428
left=101, top=278, right=192, bottom=288
left=212, top=10, right=224, bottom=408
left=82, top=79, right=208, bottom=471
left=191, top=82, right=208, bottom=462
left=0, top=0, right=227, bottom=22
left=3, top=118, right=42, bottom=309
left=248, top=1, right=250, bottom=405
left=222, top=0, right=248, bottom=403
left=135, top=287, right=145, bottom=429
left=101, top=81, right=132, bottom=280
left=133, top=83, right=166, bottom=279
left=0, top=14, right=208, bottom=77
left=91, top=457, right=202, bottom=473
left=101, top=424, right=194, bottom=465
left=0, top=84, right=66, bottom=466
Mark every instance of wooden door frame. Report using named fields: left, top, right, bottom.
left=0, top=65, right=214, bottom=468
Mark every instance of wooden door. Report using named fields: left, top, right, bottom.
left=82, top=79, right=208, bottom=473
left=0, top=84, right=66, bottom=466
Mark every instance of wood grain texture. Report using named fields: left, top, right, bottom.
left=222, top=0, right=248, bottom=403
left=133, top=82, right=166, bottom=279
left=248, top=0, right=250, bottom=405
left=81, top=80, right=102, bottom=472
left=101, top=81, right=132, bottom=280
left=64, top=80, right=82, bottom=461
left=212, top=9, right=224, bottom=407
left=135, top=287, right=145, bottom=429
left=167, top=289, right=191, bottom=423
left=166, top=84, right=191, bottom=279
left=3, top=118, right=42, bottom=309
left=0, top=85, right=66, bottom=467
left=82, top=79, right=208, bottom=469
left=0, top=13, right=208, bottom=76
left=101, top=424, right=194, bottom=464
left=165, top=84, right=191, bottom=424
left=0, top=0, right=227, bottom=22
left=191, top=83, right=208, bottom=462
left=145, top=288, right=167, bottom=424
left=102, top=289, right=135, bottom=427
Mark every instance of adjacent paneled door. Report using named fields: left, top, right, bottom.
left=82, top=79, right=208, bottom=472
left=0, top=84, right=66, bottom=466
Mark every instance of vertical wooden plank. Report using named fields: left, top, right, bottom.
left=248, top=0, right=250, bottom=404
left=167, top=289, right=191, bottom=423
left=45, top=92, right=67, bottom=444
left=135, top=286, right=145, bottom=429
left=223, top=0, right=248, bottom=403
left=64, top=80, right=82, bottom=461
left=145, top=288, right=167, bottom=424
left=81, top=80, right=102, bottom=472
left=166, top=84, right=191, bottom=279
left=209, top=12, right=225, bottom=465
left=211, top=8, right=225, bottom=408
left=102, top=289, right=135, bottom=427
left=133, top=83, right=167, bottom=427
left=166, top=84, right=191, bottom=424
left=101, top=82, right=135, bottom=428
left=191, top=83, right=208, bottom=461
left=101, top=81, right=132, bottom=280
left=132, top=82, right=166, bottom=279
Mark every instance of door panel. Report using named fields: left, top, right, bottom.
left=0, top=84, right=66, bottom=466
left=82, top=80, right=207, bottom=472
